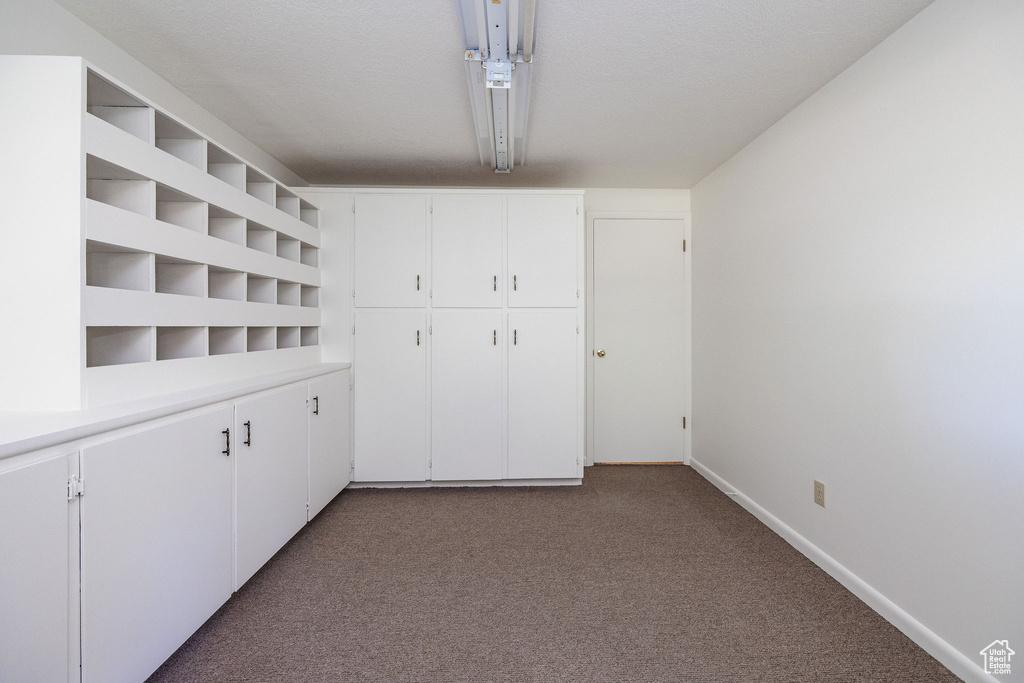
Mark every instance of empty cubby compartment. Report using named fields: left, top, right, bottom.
left=299, top=200, right=319, bottom=228
left=276, top=326, right=299, bottom=349
left=300, top=285, right=319, bottom=308
left=86, top=156, right=154, bottom=217
left=207, top=145, right=246, bottom=191
left=246, top=221, right=276, bottom=255
left=246, top=276, right=276, bottom=304
left=300, top=327, right=319, bottom=347
left=245, top=168, right=275, bottom=205
left=155, top=257, right=206, bottom=297
left=155, top=111, right=206, bottom=170
left=156, top=326, right=206, bottom=360
left=86, top=326, right=152, bottom=367
left=246, top=327, right=275, bottom=352
left=277, top=280, right=300, bottom=306
left=276, top=235, right=300, bottom=262
left=87, top=70, right=153, bottom=143
left=208, top=327, right=245, bottom=356
left=207, top=267, right=246, bottom=301
left=208, top=206, right=246, bottom=245
left=86, top=242, right=152, bottom=292
left=299, top=243, right=318, bottom=267
left=156, top=185, right=207, bottom=233
left=275, top=187, right=300, bottom=218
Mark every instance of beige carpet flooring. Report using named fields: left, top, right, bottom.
left=148, top=465, right=958, bottom=682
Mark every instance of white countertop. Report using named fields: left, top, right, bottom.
left=0, top=363, right=350, bottom=461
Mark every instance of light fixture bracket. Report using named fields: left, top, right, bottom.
left=485, top=58, right=512, bottom=89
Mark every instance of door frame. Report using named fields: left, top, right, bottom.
left=585, top=211, right=692, bottom=467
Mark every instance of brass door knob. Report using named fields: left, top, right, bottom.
left=596, top=349, right=606, bottom=357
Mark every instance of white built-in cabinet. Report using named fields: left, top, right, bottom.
left=431, top=310, right=504, bottom=480
left=352, top=194, right=428, bottom=308
left=0, top=368, right=351, bottom=683
left=80, top=407, right=234, bottom=683
left=234, top=385, right=308, bottom=589
left=0, top=452, right=75, bottom=683
left=309, top=371, right=352, bottom=519
left=352, top=191, right=583, bottom=483
left=353, top=312, right=428, bottom=482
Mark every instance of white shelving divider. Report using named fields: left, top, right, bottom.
left=0, top=56, right=323, bottom=410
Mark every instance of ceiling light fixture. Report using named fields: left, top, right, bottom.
left=456, top=0, right=536, bottom=173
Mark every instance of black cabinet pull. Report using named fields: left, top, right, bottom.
left=244, top=420, right=252, bottom=446
left=493, top=275, right=497, bottom=291
left=222, top=428, right=230, bottom=456
left=313, top=396, right=319, bottom=415
left=417, top=330, right=420, bottom=346
left=416, top=274, right=420, bottom=291
left=513, top=275, right=517, bottom=291
left=514, top=329, right=517, bottom=345
left=493, top=330, right=496, bottom=346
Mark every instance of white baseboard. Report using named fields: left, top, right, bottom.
left=349, top=478, right=582, bottom=489
left=688, top=457, right=992, bottom=683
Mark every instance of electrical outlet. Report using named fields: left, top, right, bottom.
left=814, top=480, right=826, bottom=508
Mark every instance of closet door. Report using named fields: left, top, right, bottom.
left=353, top=311, right=427, bottom=482
left=234, top=384, right=308, bottom=589
left=508, top=310, right=579, bottom=479
left=431, top=194, right=502, bottom=307
left=353, top=193, right=428, bottom=307
left=507, top=195, right=578, bottom=307
left=431, top=310, right=503, bottom=480
left=80, top=407, right=234, bottom=683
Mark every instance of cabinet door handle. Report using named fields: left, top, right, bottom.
left=493, top=329, right=497, bottom=346
left=416, top=274, right=420, bottom=291
left=222, top=428, right=230, bottom=456
left=313, top=396, right=319, bottom=415
left=244, top=420, right=252, bottom=447
left=513, top=275, right=517, bottom=291
left=514, top=329, right=517, bottom=345
left=417, top=330, right=420, bottom=346
left=493, top=275, right=497, bottom=291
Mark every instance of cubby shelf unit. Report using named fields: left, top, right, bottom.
left=0, top=55, right=323, bottom=410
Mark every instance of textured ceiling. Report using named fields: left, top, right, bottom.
left=54, top=0, right=933, bottom=188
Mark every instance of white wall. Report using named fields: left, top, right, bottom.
left=0, top=0, right=304, bottom=186
left=584, top=188, right=689, bottom=214
left=690, top=2, right=1023, bottom=681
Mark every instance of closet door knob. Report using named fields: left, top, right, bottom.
left=596, top=349, right=606, bottom=357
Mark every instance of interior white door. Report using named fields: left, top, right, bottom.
left=508, top=310, right=578, bottom=479
left=234, top=385, right=308, bottom=589
left=353, top=193, right=428, bottom=307
left=80, top=407, right=234, bottom=683
left=432, top=194, right=502, bottom=307
left=353, top=311, right=427, bottom=482
left=593, top=218, right=687, bottom=463
left=507, top=195, right=578, bottom=307
left=431, top=310, right=503, bottom=480
left=308, top=370, right=351, bottom=520
left=0, top=453, right=72, bottom=683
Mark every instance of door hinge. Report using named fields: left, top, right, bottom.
left=683, top=416, right=687, bottom=429
left=352, top=204, right=356, bottom=213
left=577, top=290, right=580, bottom=298
left=67, top=476, right=83, bottom=500
left=352, top=290, right=356, bottom=298
left=576, top=206, right=580, bottom=215
left=683, top=239, right=687, bottom=252
left=352, top=326, right=356, bottom=334
left=429, top=325, right=432, bottom=334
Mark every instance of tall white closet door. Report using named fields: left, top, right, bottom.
left=353, top=193, right=428, bottom=307
left=80, top=407, right=234, bottom=683
left=507, top=195, right=578, bottom=307
left=308, top=370, right=351, bottom=520
left=0, top=453, right=72, bottom=683
left=508, top=310, right=579, bottom=479
left=432, top=194, right=502, bottom=307
left=234, top=385, right=308, bottom=589
left=354, top=311, right=427, bottom=482
left=431, top=310, right=503, bottom=480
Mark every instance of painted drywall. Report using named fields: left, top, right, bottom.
left=0, top=0, right=304, bottom=186
left=691, top=1, right=1023, bottom=681
left=584, top=189, right=690, bottom=214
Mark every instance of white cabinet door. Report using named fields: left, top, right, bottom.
left=432, top=194, right=502, bottom=307
left=353, top=193, right=428, bottom=308
left=354, top=311, right=427, bottom=482
left=431, top=310, right=503, bottom=480
left=0, top=453, right=73, bottom=683
left=309, top=369, right=351, bottom=520
left=508, top=310, right=579, bottom=479
left=235, top=385, right=308, bottom=589
left=507, top=195, right=578, bottom=307
left=80, top=407, right=234, bottom=683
